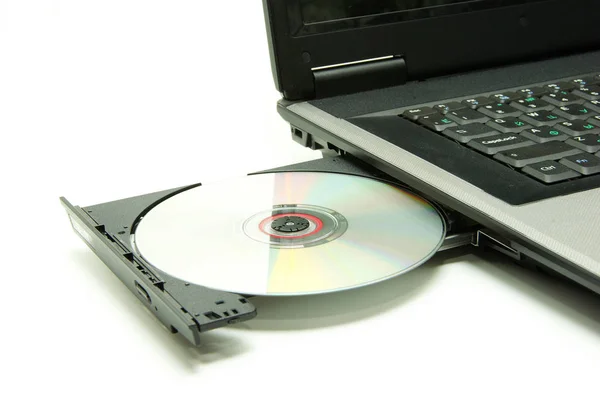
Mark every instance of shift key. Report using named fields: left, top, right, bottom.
left=494, top=142, right=580, bottom=168
left=467, top=133, right=533, bottom=155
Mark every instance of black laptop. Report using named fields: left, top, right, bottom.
left=263, top=0, right=600, bottom=291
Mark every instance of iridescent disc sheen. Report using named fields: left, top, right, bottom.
left=132, top=172, right=446, bottom=296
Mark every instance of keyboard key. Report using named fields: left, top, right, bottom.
left=520, top=110, right=564, bottom=126
left=402, top=107, right=437, bottom=120
left=517, top=87, right=549, bottom=97
left=588, top=115, right=600, bottom=124
left=542, top=91, right=585, bottom=106
left=493, top=141, right=580, bottom=167
left=462, top=96, right=494, bottom=109
left=522, top=161, right=581, bottom=183
left=560, top=153, right=600, bottom=175
left=442, top=124, right=499, bottom=143
left=446, top=108, right=490, bottom=125
left=553, top=104, right=596, bottom=120
left=418, top=113, right=457, bottom=131
left=565, top=134, right=600, bottom=153
left=478, top=102, right=522, bottom=118
left=544, top=82, right=577, bottom=93
left=573, top=85, right=600, bottom=101
left=567, top=78, right=590, bottom=88
left=486, top=117, right=531, bottom=133
left=586, top=100, right=600, bottom=113
left=433, top=102, right=465, bottom=114
left=556, top=120, right=600, bottom=136
left=556, top=81, right=579, bottom=91
left=467, top=133, right=533, bottom=155
left=521, top=126, right=569, bottom=143
left=511, top=97, right=553, bottom=112
left=490, top=92, right=522, bottom=103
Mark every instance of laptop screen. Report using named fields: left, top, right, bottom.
left=293, top=0, right=548, bottom=35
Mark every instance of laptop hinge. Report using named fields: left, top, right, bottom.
left=312, top=56, right=407, bottom=99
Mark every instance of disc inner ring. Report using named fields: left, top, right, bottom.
left=259, top=213, right=324, bottom=239
left=243, top=204, right=348, bottom=249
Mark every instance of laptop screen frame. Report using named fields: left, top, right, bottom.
left=263, top=0, right=600, bottom=100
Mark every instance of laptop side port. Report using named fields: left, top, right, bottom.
left=291, top=126, right=346, bottom=157
left=473, top=229, right=522, bottom=261
left=134, top=281, right=152, bottom=304
left=439, top=232, right=476, bottom=251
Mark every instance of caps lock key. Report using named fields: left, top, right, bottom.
left=467, top=133, right=533, bottom=155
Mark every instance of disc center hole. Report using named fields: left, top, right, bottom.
left=271, top=216, right=310, bottom=233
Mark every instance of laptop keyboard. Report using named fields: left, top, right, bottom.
left=400, top=73, right=600, bottom=184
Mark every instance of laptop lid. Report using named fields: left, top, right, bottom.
left=263, top=0, right=600, bottom=100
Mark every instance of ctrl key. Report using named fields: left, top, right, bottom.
left=522, top=161, right=581, bottom=183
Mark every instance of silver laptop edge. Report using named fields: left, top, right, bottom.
left=288, top=102, right=600, bottom=277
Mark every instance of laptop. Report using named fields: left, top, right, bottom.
left=262, top=0, right=600, bottom=293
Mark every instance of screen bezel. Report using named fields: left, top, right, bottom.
left=263, top=0, right=600, bottom=100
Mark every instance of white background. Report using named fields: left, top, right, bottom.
left=2, top=1, right=600, bottom=400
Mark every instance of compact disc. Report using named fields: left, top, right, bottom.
left=132, top=172, right=446, bottom=296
